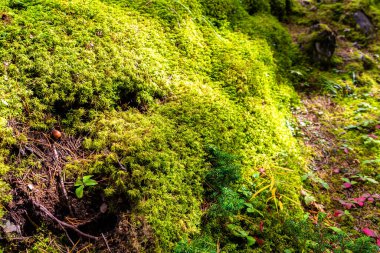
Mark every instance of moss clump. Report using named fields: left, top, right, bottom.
left=0, top=0, right=309, bottom=251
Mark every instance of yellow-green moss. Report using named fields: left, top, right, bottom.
left=0, top=0, right=310, bottom=251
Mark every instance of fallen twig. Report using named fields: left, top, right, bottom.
left=101, top=233, right=111, bottom=252
left=58, top=174, right=74, bottom=216
left=33, top=201, right=99, bottom=240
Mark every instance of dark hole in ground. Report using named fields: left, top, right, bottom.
left=79, top=213, right=119, bottom=236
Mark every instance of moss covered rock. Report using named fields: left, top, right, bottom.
left=300, top=23, right=336, bottom=68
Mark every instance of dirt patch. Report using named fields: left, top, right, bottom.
left=0, top=120, right=156, bottom=252
left=295, top=94, right=379, bottom=232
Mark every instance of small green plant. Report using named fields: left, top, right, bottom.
left=227, top=224, right=256, bottom=246
left=74, top=175, right=98, bottom=198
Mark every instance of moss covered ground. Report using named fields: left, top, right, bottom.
left=0, top=0, right=379, bottom=252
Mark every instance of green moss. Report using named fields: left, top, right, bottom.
left=0, top=0, right=311, bottom=251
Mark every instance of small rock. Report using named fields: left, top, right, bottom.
left=1, top=220, right=20, bottom=234
left=27, top=184, right=34, bottom=191
left=100, top=203, right=108, bottom=213
left=353, top=11, right=374, bottom=36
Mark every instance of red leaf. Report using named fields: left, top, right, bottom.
left=333, top=210, right=344, bottom=217
left=362, top=228, right=377, bottom=237
left=259, top=221, right=264, bottom=233
left=343, top=182, right=352, bottom=189
left=255, top=237, right=265, bottom=246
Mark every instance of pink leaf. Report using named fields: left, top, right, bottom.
left=343, top=182, right=352, bottom=189
left=362, top=228, right=377, bottom=237
left=333, top=210, right=344, bottom=217
left=338, top=199, right=353, bottom=209
left=368, top=134, right=378, bottom=139
left=367, top=197, right=374, bottom=203
left=372, top=193, right=380, bottom=199
left=361, top=193, right=371, bottom=198
left=357, top=197, right=367, bottom=202
left=342, top=202, right=353, bottom=209
left=344, top=148, right=349, bottom=154
left=333, top=168, right=340, bottom=174
left=377, top=238, right=380, bottom=247
left=376, top=125, right=380, bottom=129
left=357, top=202, right=364, bottom=207
left=345, top=203, right=353, bottom=209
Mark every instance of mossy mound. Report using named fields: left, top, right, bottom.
left=1, top=0, right=308, bottom=251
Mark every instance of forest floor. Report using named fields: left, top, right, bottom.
left=288, top=0, right=380, bottom=247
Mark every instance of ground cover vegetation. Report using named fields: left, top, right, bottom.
left=0, top=0, right=379, bottom=252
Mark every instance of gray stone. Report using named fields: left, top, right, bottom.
left=353, top=11, right=374, bottom=36
left=1, top=220, right=21, bottom=234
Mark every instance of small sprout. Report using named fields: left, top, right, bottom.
left=75, top=175, right=98, bottom=198
left=329, top=226, right=345, bottom=235
left=352, top=174, right=378, bottom=184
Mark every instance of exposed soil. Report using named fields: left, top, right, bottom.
left=0, top=121, right=156, bottom=252
left=289, top=0, right=380, bottom=243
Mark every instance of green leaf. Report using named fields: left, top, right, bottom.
left=363, top=159, right=380, bottom=164
left=345, top=125, right=359, bottom=130
left=74, top=178, right=83, bottom=187
left=365, top=177, right=378, bottom=184
left=82, top=175, right=94, bottom=182
left=246, top=236, right=256, bottom=246
left=329, top=226, right=345, bottom=235
left=318, top=212, right=327, bottom=222
left=319, top=180, right=329, bottom=190
left=84, top=179, right=98, bottom=186
left=227, top=224, right=247, bottom=237
left=82, top=175, right=98, bottom=186
left=252, top=172, right=260, bottom=179
left=301, top=173, right=310, bottom=181
left=246, top=207, right=264, bottom=217
left=75, top=185, right=84, bottom=198
left=304, top=194, right=316, bottom=205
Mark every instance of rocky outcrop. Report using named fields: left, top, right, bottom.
left=353, top=10, right=374, bottom=36
left=300, top=23, right=336, bottom=68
